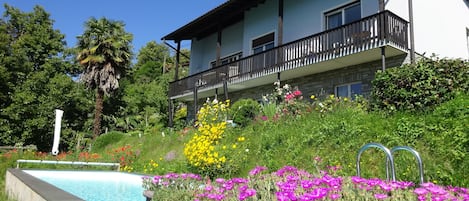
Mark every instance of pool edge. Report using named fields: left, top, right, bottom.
left=5, top=168, right=84, bottom=201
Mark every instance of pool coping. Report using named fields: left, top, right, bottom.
left=5, top=168, right=84, bottom=201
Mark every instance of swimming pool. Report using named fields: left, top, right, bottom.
left=23, top=170, right=144, bottom=201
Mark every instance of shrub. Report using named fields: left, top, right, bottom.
left=93, top=131, right=124, bottom=150
left=230, top=98, right=260, bottom=127
left=371, top=58, right=468, bottom=112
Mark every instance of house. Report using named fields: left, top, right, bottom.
left=162, top=0, right=469, bottom=122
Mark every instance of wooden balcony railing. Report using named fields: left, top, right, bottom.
left=169, top=11, right=408, bottom=98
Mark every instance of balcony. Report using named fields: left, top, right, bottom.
left=169, top=11, right=408, bottom=100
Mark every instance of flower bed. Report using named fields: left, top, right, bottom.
left=142, top=165, right=469, bottom=201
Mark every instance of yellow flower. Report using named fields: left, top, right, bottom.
left=232, top=144, right=237, bottom=149
left=237, top=136, right=245, bottom=142
left=310, top=95, right=316, bottom=100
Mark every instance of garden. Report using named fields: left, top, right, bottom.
left=1, top=58, right=468, bottom=200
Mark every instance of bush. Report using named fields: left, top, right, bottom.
left=93, top=131, right=124, bottom=151
left=230, top=98, right=261, bottom=127
left=371, top=58, right=468, bottom=112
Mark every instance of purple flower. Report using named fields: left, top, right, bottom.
left=239, top=188, right=256, bottom=201
left=277, top=181, right=297, bottom=192
left=215, top=178, right=225, bottom=184
left=309, top=188, right=328, bottom=200
left=249, top=166, right=268, bottom=176
left=379, top=182, right=393, bottom=192
left=351, top=176, right=366, bottom=184
left=207, top=193, right=224, bottom=200
left=301, top=180, right=314, bottom=189
left=329, top=194, right=341, bottom=200
left=414, top=187, right=428, bottom=196
left=276, top=166, right=298, bottom=177
left=374, top=193, right=388, bottom=200
left=276, top=191, right=297, bottom=201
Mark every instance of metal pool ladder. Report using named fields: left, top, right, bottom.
left=356, top=142, right=424, bottom=184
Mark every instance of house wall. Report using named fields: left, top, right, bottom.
left=190, top=33, right=217, bottom=75
left=283, top=0, right=357, bottom=43
left=243, top=0, right=279, bottom=55
left=189, top=0, right=385, bottom=75
left=386, top=0, right=469, bottom=60
left=220, top=21, right=244, bottom=58
left=189, top=21, right=245, bottom=75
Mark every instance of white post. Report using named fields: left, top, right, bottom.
left=51, top=109, right=64, bottom=155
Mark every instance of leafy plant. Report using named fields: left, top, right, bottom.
left=371, top=58, right=468, bottom=112
left=230, top=98, right=261, bottom=127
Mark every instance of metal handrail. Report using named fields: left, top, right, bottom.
left=388, top=146, right=425, bottom=184
left=16, top=159, right=121, bottom=171
left=356, top=143, right=396, bottom=181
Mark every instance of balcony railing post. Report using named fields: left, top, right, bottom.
left=193, top=85, right=198, bottom=122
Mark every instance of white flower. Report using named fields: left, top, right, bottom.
left=212, top=99, right=218, bottom=104
left=245, top=149, right=249, bottom=152
left=283, top=84, right=290, bottom=90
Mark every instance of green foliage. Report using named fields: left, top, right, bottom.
left=0, top=4, right=93, bottom=150
left=92, top=131, right=125, bottom=151
left=371, top=58, right=469, bottom=112
left=230, top=98, right=260, bottom=127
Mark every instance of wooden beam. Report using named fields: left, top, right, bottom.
left=216, top=28, right=222, bottom=66
left=278, top=0, right=284, bottom=45
left=379, top=0, right=385, bottom=12
left=174, top=41, right=181, bottom=81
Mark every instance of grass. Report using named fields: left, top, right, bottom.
left=1, top=93, right=467, bottom=200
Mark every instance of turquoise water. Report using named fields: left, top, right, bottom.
left=24, top=170, right=144, bottom=201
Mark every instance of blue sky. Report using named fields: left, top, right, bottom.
left=0, top=0, right=226, bottom=53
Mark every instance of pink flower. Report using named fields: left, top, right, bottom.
left=249, top=166, right=268, bottom=176
left=374, top=193, right=388, bottom=199
left=293, top=90, right=302, bottom=96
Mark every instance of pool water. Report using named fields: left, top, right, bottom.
left=24, top=170, right=144, bottom=201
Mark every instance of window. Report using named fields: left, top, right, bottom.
left=252, top=32, right=275, bottom=70
left=325, top=2, right=361, bottom=29
left=336, top=83, right=362, bottom=99
left=252, top=32, right=275, bottom=53
left=210, top=52, right=242, bottom=68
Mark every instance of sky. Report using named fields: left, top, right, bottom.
left=0, top=0, right=226, bottom=53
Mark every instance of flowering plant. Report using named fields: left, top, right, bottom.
left=184, top=99, right=230, bottom=177
left=261, top=82, right=309, bottom=120
left=143, top=164, right=469, bottom=200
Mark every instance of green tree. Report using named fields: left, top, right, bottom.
left=76, top=17, right=133, bottom=139
left=0, top=4, right=92, bottom=150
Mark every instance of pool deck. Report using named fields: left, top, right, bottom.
left=5, top=168, right=84, bottom=201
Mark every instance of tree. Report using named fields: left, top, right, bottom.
left=76, top=17, right=133, bottom=139
left=0, top=4, right=93, bottom=150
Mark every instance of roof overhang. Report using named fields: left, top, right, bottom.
left=162, top=0, right=266, bottom=41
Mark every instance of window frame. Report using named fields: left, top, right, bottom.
left=251, top=32, right=275, bottom=54
left=210, top=52, right=243, bottom=68
left=335, top=82, right=362, bottom=99
left=324, top=1, right=361, bottom=30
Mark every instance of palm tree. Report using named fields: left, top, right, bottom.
left=76, top=17, right=132, bottom=139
